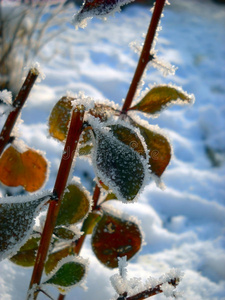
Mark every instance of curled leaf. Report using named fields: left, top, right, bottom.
left=0, top=146, right=48, bottom=192
left=9, top=235, right=40, bottom=267
left=91, top=212, right=142, bottom=268
left=130, top=85, right=194, bottom=115
left=92, top=126, right=147, bottom=202
left=56, top=179, right=91, bottom=226
left=43, top=256, right=87, bottom=294
left=0, top=191, right=50, bottom=261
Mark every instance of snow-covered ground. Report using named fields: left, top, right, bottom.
left=0, top=0, right=225, bottom=299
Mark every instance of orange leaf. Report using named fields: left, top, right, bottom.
left=0, top=146, right=48, bottom=192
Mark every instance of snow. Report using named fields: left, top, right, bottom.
left=0, top=0, right=225, bottom=299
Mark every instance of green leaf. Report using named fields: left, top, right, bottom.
left=82, top=212, right=101, bottom=235
left=130, top=85, right=194, bottom=115
left=53, top=227, right=76, bottom=241
left=109, top=124, right=147, bottom=158
left=104, top=192, right=118, bottom=202
left=56, top=179, right=91, bottom=227
left=133, top=121, right=171, bottom=177
left=93, top=126, right=147, bottom=202
left=91, top=212, right=142, bottom=268
left=43, top=256, right=87, bottom=293
left=0, top=191, right=50, bottom=261
left=45, top=247, right=72, bottom=275
left=48, top=96, right=74, bottom=142
left=9, top=235, right=40, bottom=267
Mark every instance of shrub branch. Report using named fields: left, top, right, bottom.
left=28, top=108, right=84, bottom=300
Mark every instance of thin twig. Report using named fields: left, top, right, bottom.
left=121, top=0, right=166, bottom=113
left=120, top=278, right=178, bottom=300
left=0, top=68, right=39, bottom=156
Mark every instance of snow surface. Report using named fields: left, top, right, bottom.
left=0, top=0, right=225, bottom=299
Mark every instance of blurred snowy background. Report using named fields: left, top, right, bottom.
left=0, top=0, right=225, bottom=299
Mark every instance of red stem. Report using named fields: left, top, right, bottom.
left=28, top=108, right=84, bottom=299
left=0, top=68, right=39, bottom=156
left=121, top=0, right=166, bottom=113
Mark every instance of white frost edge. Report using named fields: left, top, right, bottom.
left=0, top=190, right=51, bottom=261
left=41, top=255, right=89, bottom=294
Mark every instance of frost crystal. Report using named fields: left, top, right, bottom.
left=24, top=61, right=46, bottom=83
left=118, top=256, right=128, bottom=279
left=151, top=56, right=177, bottom=77
left=0, top=89, right=12, bottom=105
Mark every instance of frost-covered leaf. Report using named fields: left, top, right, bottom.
left=82, top=212, right=101, bottom=235
left=43, top=256, right=87, bottom=293
left=9, top=235, right=40, bottom=267
left=0, top=146, right=48, bottom=192
left=56, top=179, right=91, bottom=227
left=134, top=121, right=171, bottom=177
left=130, top=85, right=194, bottom=115
left=89, top=103, right=116, bottom=121
left=45, top=247, right=72, bottom=275
left=74, top=0, right=134, bottom=27
left=92, top=126, right=147, bottom=202
left=53, top=227, right=76, bottom=241
left=48, top=96, right=74, bottom=142
left=0, top=191, right=50, bottom=261
left=91, top=212, right=142, bottom=268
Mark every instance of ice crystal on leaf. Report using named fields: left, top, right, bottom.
left=90, top=120, right=149, bottom=202
left=0, top=191, right=51, bottom=261
left=73, top=0, right=134, bottom=29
